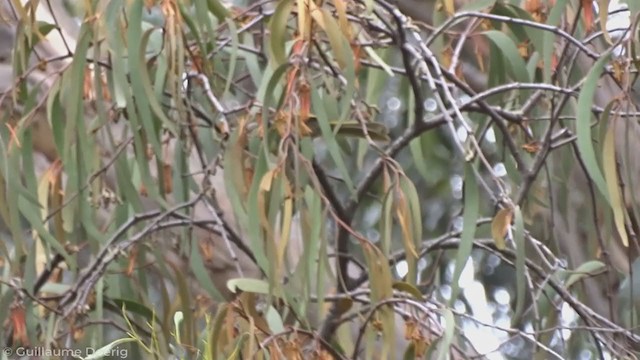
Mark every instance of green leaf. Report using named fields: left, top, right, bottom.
left=482, top=30, right=530, bottom=84
left=511, top=206, right=526, bottom=326
left=491, top=3, right=544, bottom=56
left=543, top=0, right=570, bottom=82
left=461, top=0, right=496, bottom=11
left=392, top=281, right=423, bottom=300
left=407, top=90, right=431, bottom=183
left=269, top=0, right=293, bottom=66
left=34, top=21, right=57, bottom=44
left=565, top=260, right=606, bottom=288
left=450, top=162, right=479, bottom=305
left=319, top=8, right=349, bottom=69
left=246, top=148, right=272, bottom=275
left=599, top=0, right=613, bottom=44
left=260, top=62, right=289, bottom=153
left=206, top=0, right=230, bottom=21
left=223, top=18, right=239, bottom=98
left=208, top=304, right=229, bottom=357
left=625, top=0, right=640, bottom=18
left=227, top=278, right=270, bottom=294
left=138, top=27, right=178, bottom=136
left=435, top=308, right=455, bottom=360
left=576, top=52, right=611, bottom=203
left=111, top=298, right=161, bottom=324
left=61, top=24, right=91, bottom=162
left=311, top=87, right=355, bottom=191
left=265, top=305, right=285, bottom=333
left=189, top=236, right=225, bottom=301
left=18, top=196, right=75, bottom=269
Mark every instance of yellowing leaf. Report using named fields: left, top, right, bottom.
left=362, top=244, right=396, bottom=355
left=599, top=0, right=613, bottom=44
left=297, top=0, right=310, bottom=40
left=258, top=169, right=277, bottom=243
left=333, top=0, right=352, bottom=40
left=443, top=0, right=455, bottom=15
left=491, top=208, right=513, bottom=250
left=396, top=190, right=418, bottom=259
left=276, top=178, right=293, bottom=278
left=603, top=120, right=628, bottom=246
left=308, top=3, right=350, bottom=69
left=259, top=169, right=276, bottom=192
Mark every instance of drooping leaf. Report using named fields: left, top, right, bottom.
left=576, top=52, right=611, bottom=203
left=450, top=162, right=479, bottom=305
left=603, top=117, right=628, bottom=246
left=310, top=87, right=355, bottom=191
left=482, top=30, right=531, bottom=85
left=435, top=308, right=455, bottom=360
left=269, top=0, right=294, bottom=66
left=599, top=0, right=613, bottom=44
left=512, top=206, right=526, bottom=326
left=543, top=0, right=570, bottom=82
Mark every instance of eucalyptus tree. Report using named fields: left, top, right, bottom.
left=1, top=0, right=639, bottom=359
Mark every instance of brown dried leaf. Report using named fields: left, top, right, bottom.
left=522, top=141, right=541, bottom=153
left=8, top=305, right=29, bottom=345
left=582, top=0, right=594, bottom=30
left=162, top=162, right=173, bottom=194
left=126, top=246, right=138, bottom=276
